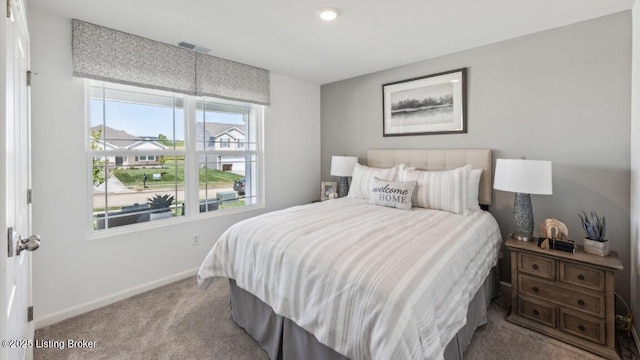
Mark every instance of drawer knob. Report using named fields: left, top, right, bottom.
left=532, top=287, right=539, bottom=293
left=532, top=264, right=539, bottom=270
left=578, top=274, right=585, bottom=281
left=533, top=310, right=539, bottom=316
left=578, top=325, right=586, bottom=331
left=577, top=299, right=585, bottom=306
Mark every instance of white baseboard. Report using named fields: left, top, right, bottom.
left=35, top=268, right=198, bottom=329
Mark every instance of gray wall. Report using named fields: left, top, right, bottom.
left=321, top=12, right=632, bottom=303
left=630, top=2, right=640, bottom=336
left=29, top=10, right=321, bottom=326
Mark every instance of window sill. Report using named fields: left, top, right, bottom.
left=87, top=203, right=265, bottom=240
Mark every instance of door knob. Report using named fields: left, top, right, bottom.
left=16, top=235, right=40, bottom=256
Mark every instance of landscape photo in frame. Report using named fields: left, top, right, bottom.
left=382, top=68, right=467, bottom=136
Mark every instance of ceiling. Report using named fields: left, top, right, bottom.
left=27, top=0, right=634, bottom=85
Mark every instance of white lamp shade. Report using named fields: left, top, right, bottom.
left=494, top=158, right=553, bottom=195
left=330, top=156, right=358, bottom=177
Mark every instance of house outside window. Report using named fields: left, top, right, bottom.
left=89, top=80, right=263, bottom=232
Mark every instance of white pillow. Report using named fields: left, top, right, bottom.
left=368, top=177, right=417, bottom=210
left=348, top=163, right=401, bottom=200
left=399, top=165, right=471, bottom=215
left=467, top=169, right=482, bottom=213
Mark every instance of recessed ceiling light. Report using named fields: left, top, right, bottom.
left=318, top=7, right=339, bottom=21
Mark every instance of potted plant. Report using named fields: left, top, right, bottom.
left=578, top=211, right=609, bottom=256
left=148, top=194, right=174, bottom=221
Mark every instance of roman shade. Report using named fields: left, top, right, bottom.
left=72, top=19, right=270, bottom=105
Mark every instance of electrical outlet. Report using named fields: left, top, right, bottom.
left=191, top=233, right=200, bottom=246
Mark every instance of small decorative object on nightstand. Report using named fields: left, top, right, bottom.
left=320, top=181, right=337, bottom=201
left=494, top=158, right=553, bottom=241
left=578, top=211, right=610, bottom=257
left=505, top=238, right=623, bottom=359
left=330, top=156, right=357, bottom=198
left=540, top=218, right=569, bottom=240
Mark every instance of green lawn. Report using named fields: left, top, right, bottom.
left=219, top=199, right=246, bottom=210
left=174, top=200, right=246, bottom=215
left=112, top=163, right=242, bottom=190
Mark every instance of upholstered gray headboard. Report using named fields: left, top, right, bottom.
left=367, top=149, right=492, bottom=206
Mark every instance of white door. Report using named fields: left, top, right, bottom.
left=2, top=0, right=37, bottom=360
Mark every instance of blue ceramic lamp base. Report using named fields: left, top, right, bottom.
left=512, top=192, right=534, bottom=241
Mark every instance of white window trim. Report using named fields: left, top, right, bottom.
left=85, top=81, right=265, bottom=239
left=87, top=202, right=265, bottom=240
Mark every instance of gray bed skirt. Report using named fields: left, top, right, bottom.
left=228, top=267, right=497, bottom=360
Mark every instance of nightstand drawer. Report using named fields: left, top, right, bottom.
left=518, top=295, right=557, bottom=328
left=560, top=262, right=605, bottom=292
left=560, top=308, right=606, bottom=345
left=519, top=253, right=555, bottom=280
left=519, top=275, right=605, bottom=317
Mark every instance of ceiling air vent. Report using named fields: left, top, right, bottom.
left=178, top=42, right=211, bottom=54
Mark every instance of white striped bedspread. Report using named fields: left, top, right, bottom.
left=197, top=198, right=502, bottom=360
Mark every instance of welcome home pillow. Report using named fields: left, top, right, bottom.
left=399, top=164, right=471, bottom=215
left=368, top=177, right=417, bottom=210
left=348, top=163, right=401, bottom=200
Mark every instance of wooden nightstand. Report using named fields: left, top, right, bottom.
left=505, top=238, right=623, bottom=359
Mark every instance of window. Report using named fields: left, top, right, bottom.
left=135, top=155, right=156, bottom=162
left=89, top=80, right=263, bottom=231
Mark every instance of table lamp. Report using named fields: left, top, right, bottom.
left=494, top=158, right=552, bottom=241
left=330, top=156, right=358, bottom=198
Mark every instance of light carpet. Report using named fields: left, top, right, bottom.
left=35, top=277, right=631, bottom=360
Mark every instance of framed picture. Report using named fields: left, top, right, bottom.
left=321, top=181, right=337, bottom=201
left=382, top=68, right=467, bottom=136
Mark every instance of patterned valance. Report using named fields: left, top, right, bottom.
left=196, top=54, right=270, bottom=105
left=72, top=19, right=270, bottom=105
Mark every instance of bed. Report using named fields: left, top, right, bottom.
left=198, top=149, right=502, bottom=360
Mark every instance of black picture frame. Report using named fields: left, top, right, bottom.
left=382, top=68, right=467, bottom=136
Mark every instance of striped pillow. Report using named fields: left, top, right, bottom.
left=399, top=165, right=471, bottom=215
left=466, top=169, right=483, bottom=213
left=348, top=163, right=401, bottom=200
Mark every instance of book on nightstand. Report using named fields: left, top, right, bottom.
left=536, top=237, right=576, bottom=254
